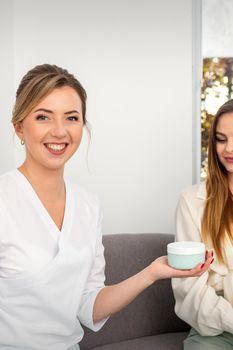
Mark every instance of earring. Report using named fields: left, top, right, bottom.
left=20, top=139, right=25, bottom=145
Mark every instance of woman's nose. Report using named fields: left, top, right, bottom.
left=226, top=139, right=233, bottom=153
left=50, top=121, right=67, bottom=138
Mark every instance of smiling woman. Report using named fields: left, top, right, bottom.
left=172, top=98, right=233, bottom=349
left=0, top=64, right=213, bottom=350
left=14, top=86, right=84, bottom=173
left=216, top=113, right=233, bottom=173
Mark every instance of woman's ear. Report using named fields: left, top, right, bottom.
left=14, top=122, right=24, bottom=141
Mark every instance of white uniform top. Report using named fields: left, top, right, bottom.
left=0, top=169, right=108, bottom=349
left=172, top=182, right=233, bottom=336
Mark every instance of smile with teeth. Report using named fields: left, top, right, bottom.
left=44, top=143, right=68, bottom=153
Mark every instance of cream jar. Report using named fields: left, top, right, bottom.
left=167, top=241, right=205, bottom=270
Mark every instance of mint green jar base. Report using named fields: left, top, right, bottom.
left=168, top=253, right=205, bottom=270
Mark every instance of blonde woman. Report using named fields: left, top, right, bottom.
left=0, top=64, right=212, bottom=349
left=173, top=99, right=233, bottom=349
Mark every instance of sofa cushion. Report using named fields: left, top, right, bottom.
left=89, top=332, right=188, bottom=350
left=80, top=234, right=190, bottom=349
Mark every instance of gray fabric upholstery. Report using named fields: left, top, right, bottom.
left=80, top=234, right=190, bottom=350
left=87, top=332, right=188, bottom=350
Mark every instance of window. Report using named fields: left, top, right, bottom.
left=201, top=58, right=233, bottom=179
left=201, top=0, right=233, bottom=179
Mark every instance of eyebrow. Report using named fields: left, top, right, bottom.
left=216, top=131, right=226, bottom=137
left=33, top=108, right=80, bottom=115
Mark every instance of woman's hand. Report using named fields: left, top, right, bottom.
left=148, top=250, right=214, bottom=281
left=93, top=251, right=214, bottom=323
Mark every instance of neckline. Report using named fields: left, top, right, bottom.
left=13, top=169, right=72, bottom=239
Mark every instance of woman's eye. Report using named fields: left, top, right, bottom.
left=36, top=115, right=49, bottom=121
left=216, top=138, right=226, bottom=143
left=67, top=116, right=79, bottom=121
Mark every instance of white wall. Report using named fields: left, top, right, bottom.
left=0, top=0, right=15, bottom=170
left=1, top=0, right=194, bottom=234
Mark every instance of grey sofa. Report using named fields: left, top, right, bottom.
left=80, top=234, right=190, bottom=350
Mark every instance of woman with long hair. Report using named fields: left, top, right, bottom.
left=172, top=99, right=233, bottom=349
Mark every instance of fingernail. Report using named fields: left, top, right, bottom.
left=201, top=263, right=205, bottom=269
left=211, top=258, right=214, bottom=264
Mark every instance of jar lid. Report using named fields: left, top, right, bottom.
left=167, top=241, right=205, bottom=255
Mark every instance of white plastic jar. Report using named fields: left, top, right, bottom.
left=167, top=241, right=205, bottom=270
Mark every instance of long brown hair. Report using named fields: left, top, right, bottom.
left=202, top=99, right=233, bottom=263
left=12, top=64, right=87, bottom=125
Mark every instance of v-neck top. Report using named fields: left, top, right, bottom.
left=0, top=169, right=108, bottom=349
left=15, top=168, right=72, bottom=237
left=0, top=169, right=74, bottom=277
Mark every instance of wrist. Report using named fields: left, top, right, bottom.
left=142, top=264, right=158, bottom=286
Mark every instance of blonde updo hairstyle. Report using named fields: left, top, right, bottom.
left=12, top=64, right=87, bottom=125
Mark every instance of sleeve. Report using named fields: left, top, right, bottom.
left=172, top=193, right=233, bottom=336
left=77, top=203, right=109, bottom=332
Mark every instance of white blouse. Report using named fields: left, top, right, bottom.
left=172, top=182, right=233, bottom=336
left=0, top=169, right=107, bottom=349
